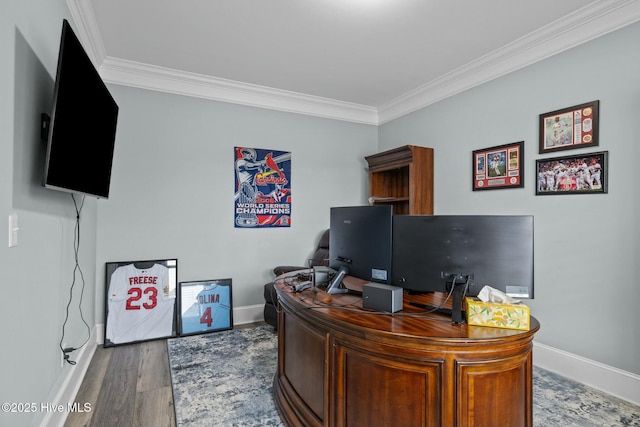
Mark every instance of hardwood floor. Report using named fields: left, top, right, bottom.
left=64, top=323, right=261, bottom=427
left=64, top=339, right=175, bottom=427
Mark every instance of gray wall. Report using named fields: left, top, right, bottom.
left=95, top=86, right=377, bottom=323
left=1, top=1, right=99, bottom=426
left=379, top=22, right=640, bottom=375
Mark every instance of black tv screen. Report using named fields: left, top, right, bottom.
left=43, top=19, right=118, bottom=199
left=329, top=205, right=393, bottom=284
left=391, top=215, right=534, bottom=298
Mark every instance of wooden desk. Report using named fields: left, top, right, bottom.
left=272, top=274, right=540, bottom=427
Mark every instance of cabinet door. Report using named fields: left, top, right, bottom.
left=455, top=352, right=533, bottom=427
left=280, top=312, right=327, bottom=425
left=332, top=341, right=444, bottom=427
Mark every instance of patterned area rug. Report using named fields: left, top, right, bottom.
left=168, top=324, right=640, bottom=427
left=533, top=368, right=640, bottom=427
left=168, top=324, right=283, bottom=427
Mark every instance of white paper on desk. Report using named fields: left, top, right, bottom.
left=477, top=286, right=521, bottom=305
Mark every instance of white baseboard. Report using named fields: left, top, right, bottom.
left=40, top=326, right=98, bottom=427
left=232, top=303, right=265, bottom=325
left=95, top=323, right=104, bottom=345
left=534, top=341, right=640, bottom=406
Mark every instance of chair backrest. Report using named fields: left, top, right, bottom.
left=310, top=229, right=330, bottom=267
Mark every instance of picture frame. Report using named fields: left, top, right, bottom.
left=472, top=141, right=524, bottom=191
left=104, top=259, right=178, bottom=347
left=539, top=100, right=599, bottom=154
left=536, top=151, right=608, bottom=195
left=177, top=278, right=233, bottom=336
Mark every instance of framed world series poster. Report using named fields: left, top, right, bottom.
left=178, top=279, right=233, bottom=336
left=234, top=146, right=292, bottom=228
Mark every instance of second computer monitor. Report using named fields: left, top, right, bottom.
left=329, top=205, right=393, bottom=284
left=391, top=215, right=534, bottom=298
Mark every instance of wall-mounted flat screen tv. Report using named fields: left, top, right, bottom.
left=43, top=19, right=118, bottom=199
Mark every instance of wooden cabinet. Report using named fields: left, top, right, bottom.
left=273, top=276, right=539, bottom=427
left=365, top=145, right=434, bottom=215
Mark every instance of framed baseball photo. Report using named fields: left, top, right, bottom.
left=177, top=278, right=233, bottom=336
left=104, top=259, right=178, bottom=347
left=539, top=100, right=599, bottom=154
left=536, top=151, right=608, bottom=195
left=472, top=141, right=524, bottom=191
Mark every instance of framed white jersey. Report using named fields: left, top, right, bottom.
left=104, top=259, right=177, bottom=346
left=178, top=278, right=233, bottom=336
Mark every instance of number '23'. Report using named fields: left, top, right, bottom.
left=126, top=287, right=158, bottom=310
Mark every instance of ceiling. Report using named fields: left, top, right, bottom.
left=68, top=0, right=640, bottom=124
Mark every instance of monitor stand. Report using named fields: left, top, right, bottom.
left=325, top=265, right=362, bottom=295
left=409, top=275, right=471, bottom=323
left=448, top=274, right=472, bottom=324
left=450, top=283, right=466, bottom=324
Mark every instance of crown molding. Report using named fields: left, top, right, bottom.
left=65, top=0, right=107, bottom=68
left=98, top=57, right=379, bottom=124
left=377, top=0, right=640, bottom=124
left=67, top=0, right=640, bottom=125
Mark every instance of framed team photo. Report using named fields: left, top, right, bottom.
left=539, top=100, right=599, bottom=154
left=536, top=151, right=608, bottom=195
left=472, top=141, right=524, bottom=191
left=177, top=278, right=233, bottom=336
left=104, top=259, right=178, bottom=347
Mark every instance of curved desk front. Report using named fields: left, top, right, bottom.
left=272, top=274, right=539, bottom=427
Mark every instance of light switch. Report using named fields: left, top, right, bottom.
left=8, top=212, right=18, bottom=248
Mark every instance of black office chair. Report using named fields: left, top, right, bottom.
left=263, top=229, right=330, bottom=328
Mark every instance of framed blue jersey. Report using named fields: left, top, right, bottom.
left=178, top=278, right=233, bottom=336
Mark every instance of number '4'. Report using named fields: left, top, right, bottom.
left=200, top=307, right=213, bottom=327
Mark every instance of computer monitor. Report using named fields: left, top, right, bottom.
left=327, top=205, right=393, bottom=294
left=391, top=215, right=534, bottom=321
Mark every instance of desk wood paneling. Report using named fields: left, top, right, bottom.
left=273, top=274, right=539, bottom=427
